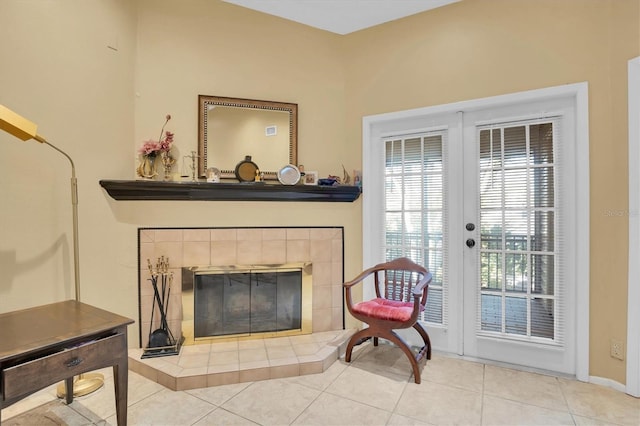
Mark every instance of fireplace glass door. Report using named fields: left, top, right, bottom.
left=251, top=271, right=302, bottom=333
left=194, top=269, right=302, bottom=338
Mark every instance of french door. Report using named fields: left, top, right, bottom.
left=363, top=85, right=588, bottom=376
left=461, top=103, right=576, bottom=373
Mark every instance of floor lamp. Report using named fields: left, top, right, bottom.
left=0, top=104, right=104, bottom=397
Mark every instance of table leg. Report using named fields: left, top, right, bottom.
left=113, top=360, right=128, bottom=426
left=64, top=377, right=74, bottom=404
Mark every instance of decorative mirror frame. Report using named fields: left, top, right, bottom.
left=198, top=95, right=298, bottom=180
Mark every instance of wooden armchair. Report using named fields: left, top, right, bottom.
left=344, top=257, right=432, bottom=383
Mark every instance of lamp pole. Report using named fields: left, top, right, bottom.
left=43, top=140, right=80, bottom=301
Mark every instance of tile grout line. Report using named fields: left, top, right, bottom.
left=287, top=382, right=325, bottom=425
left=322, top=359, right=410, bottom=416
left=186, top=401, right=217, bottom=426
left=385, top=366, right=411, bottom=425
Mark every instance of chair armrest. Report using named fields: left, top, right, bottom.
left=412, top=271, right=433, bottom=296
left=343, top=265, right=380, bottom=289
left=343, top=266, right=385, bottom=311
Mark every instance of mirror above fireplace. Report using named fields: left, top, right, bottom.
left=198, top=95, right=298, bottom=180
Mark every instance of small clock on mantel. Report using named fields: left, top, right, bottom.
left=234, top=155, right=259, bottom=182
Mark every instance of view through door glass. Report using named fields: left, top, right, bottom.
left=383, top=132, right=447, bottom=326
left=477, top=122, right=557, bottom=341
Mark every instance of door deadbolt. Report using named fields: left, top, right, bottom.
left=466, top=223, right=475, bottom=231
left=466, top=238, right=476, bottom=248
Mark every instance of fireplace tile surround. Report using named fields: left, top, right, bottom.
left=134, top=227, right=347, bottom=389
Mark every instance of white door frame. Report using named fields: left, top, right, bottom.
left=627, top=56, right=640, bottom=397
left=363, top=82, right=590, bottom=381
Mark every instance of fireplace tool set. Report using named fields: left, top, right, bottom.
left=141, top=256, right=183, bottom=359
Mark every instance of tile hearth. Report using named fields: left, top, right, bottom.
left=128, top=330, right=355, bottom=391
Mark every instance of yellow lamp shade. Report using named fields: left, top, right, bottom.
left=0, top=104, right=44, bottom=142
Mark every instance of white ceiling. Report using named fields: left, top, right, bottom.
left=221, top=0, right=460, bottom=35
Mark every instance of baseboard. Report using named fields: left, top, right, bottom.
left=589, top=375, right=627, bottom=394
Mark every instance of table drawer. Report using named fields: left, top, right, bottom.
left=2, top=333, right=125, bottom=400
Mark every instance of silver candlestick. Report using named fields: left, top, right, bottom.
left=182, top=151, right=199, bottom=181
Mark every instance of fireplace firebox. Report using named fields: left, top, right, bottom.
left=181, top=263, right=312, bottom=343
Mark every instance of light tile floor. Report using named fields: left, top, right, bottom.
left=2, top=342, right=639, bottom=425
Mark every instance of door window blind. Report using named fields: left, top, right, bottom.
left=383, top=132, right=447, bottom=325
left=477, top=120, right=562, bottom=344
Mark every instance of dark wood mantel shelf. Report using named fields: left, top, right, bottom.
left=99, top=180, right=361, bottom=202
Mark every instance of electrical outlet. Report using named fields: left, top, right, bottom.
left=610, top=339, right=625, bottom=360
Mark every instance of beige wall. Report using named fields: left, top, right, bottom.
left=0, top=0, right=638, bottom=385
left=341, top=0, right=639, bottom=384
left=0, top=0, right=138, bottom=313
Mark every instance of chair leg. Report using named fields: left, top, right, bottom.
left=412, top=322, right=432, bottom=360
left=346, top=326, right=427, bottom=383
left=345, top=328, right=374, bottom=363
left=384, top=330, right=422, bottom=384
left=373, top=337, right=379, bottom=346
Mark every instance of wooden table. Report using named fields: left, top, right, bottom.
left=0, top=300, right=134, bottom=425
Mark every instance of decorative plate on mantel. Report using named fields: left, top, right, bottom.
left=277, top=164, right=301, bottom=185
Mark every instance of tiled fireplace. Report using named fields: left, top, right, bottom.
left=130, top=227, right=351, bottom=390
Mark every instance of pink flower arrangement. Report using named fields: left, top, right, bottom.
left=138, top=114, right=174, bottom=157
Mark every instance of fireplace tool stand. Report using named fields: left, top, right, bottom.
left=142, top=256, right=183, bottom=359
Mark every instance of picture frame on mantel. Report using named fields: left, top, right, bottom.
left=304, top=171, right=318, bottom=185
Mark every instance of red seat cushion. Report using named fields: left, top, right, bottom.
left=352, top=298, right=423, bottom=322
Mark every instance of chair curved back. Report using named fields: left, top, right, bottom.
left=374, top=257, right=430, bottom=309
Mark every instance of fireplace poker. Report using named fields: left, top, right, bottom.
left=160, top=257, right=172, bottom=334
left=161, top=271, right=166, bottom=329
left=146, top=259, right=157, bottom=342
left=160, top=270, right=174, bottom=338
left=164, top=272, right=175, bottom=342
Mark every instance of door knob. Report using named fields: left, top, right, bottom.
left=466, top=223, right=475, bottom=231
left=466, top=238, right=476, bottom=248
